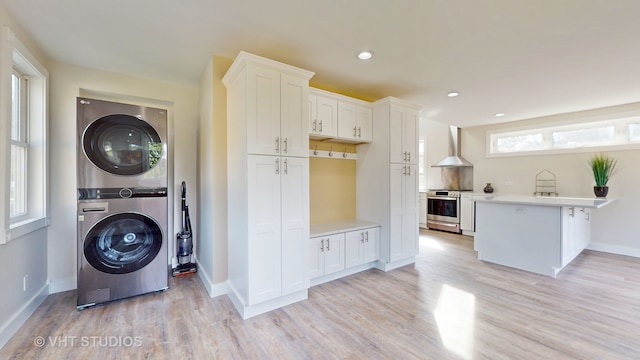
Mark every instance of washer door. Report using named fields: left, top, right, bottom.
left=83, top=114, right=163, bottom=176
left=84, top=213, right=163, bottom=274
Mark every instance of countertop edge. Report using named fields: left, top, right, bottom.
left=473, top=195, right=615, bottom=209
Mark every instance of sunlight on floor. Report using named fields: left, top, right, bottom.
left=420, top=236, right=444, bottom=251
left=434, top=284, right=476, bottom=360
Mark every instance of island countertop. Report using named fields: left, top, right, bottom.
left=473, top=194, right=614, bottom=209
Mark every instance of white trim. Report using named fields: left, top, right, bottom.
left=0, top=27, right=49, bottom=245
left=587, top=242, right=640, bottom=258
left=48, top=276, right=76, bottom=294
left=375, top=256, right=416, bottom=272
left=195, top=262, right=228, bottom=298
left=309, top=149, right=357, bottom=160
left=0, top=281, right=48, bottom=350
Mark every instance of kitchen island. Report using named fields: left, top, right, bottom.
left=473, top=195, right=614, bottom=277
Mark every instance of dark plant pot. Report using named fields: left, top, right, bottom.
left=483, top=183, right=494, bottom=193
left=594, top=186, right=609, bottom=198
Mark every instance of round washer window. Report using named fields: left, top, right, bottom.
left=84, top=213, right=163, bottom=274
left=83, top=114, right=163, bottom=176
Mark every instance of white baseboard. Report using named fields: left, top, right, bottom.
left=587, top=242, right=640, bottom=258
left=227, top=287, right=308, bottom=320
left=195, top=262, right=228, bottom=298
left=48, top=276, right=76, bottom=294
left=0, top=281, right=49, bottom=350
left=375, top=256, right=416, bottom=272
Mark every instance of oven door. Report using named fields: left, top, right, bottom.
left=427, top=196, right=460, bottom=223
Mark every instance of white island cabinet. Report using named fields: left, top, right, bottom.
left=474, top=195, right=613, bottom=277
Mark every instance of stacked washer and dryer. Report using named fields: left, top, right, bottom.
left=76, top=98, right=169, bottom=309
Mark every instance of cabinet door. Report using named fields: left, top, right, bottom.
left=309, top=237, right=324, bottom=279
left=362, top=227, right=380, bottom=263
left=404, top=108, right=419, bottom=165
left=281, top=157, right=310, bottom=294
left=247, top=66, right=281, bottom=156
left=247, top=155, right=282, bottom=304
left=401, top=165, right=419, bottom=258
left=389, top=164, right=405, bottom=261
left=337, top=102, right=357, bottom=140
left=345, top=230, right=364, bottom=268
left=280, top=74, right=309, bottom=157
left=389, top=105, right=405, bottom=163
left=323, top=233, right=345, bottom=275
left=316, top=95, right=338, bottom=137
left=460, top=195, right=475, bottom=232
left=356, top=105, right=372, bottom=142
left=389, top=105, right=418, bottom=164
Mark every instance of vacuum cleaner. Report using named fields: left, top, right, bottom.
left=172, top=181, right=198, bottom=277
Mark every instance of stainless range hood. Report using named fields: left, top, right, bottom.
left=432, top=125, right=473, bottom=190
left=432, top=125, right=473, bottom=167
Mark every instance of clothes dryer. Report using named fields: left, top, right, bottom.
left=77, top=97, right=167, bottom=189
left=77, top=188, right=168, bottom=308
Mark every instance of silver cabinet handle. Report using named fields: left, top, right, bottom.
left=365, top=231, right=369, bottom=242
left=403, top=151, right=407, bottom=161
left=408, top=152, right=411, bottom=162
left=275, top=158, right=280, bottom=174
left=284, top=138, right=288, bottom=154
left=321, top=239, right=324, bottom=252
left=275, top=137, right=280, bottom=153
left=361, top=232, right=365, bottom=243
left=319, top=120, right=323, bottom=132
left=284, top=158, right=288, bottom=175
left=407, top=166, right=411, bottom=176
left=353, top=126, right=357, bottom=137
left=312, top=120, right=317, bottom=131
left=327, top=238, right=330, bottom=251
left=358, top=126, right=361, bottom=138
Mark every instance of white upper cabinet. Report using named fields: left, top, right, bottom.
left=226, top=53, right=311, bottom=158
left=281, top=74, right=310, bottom=157
left=389, top=104, right=419, bottom=164
left=309, top=93, right=338, bottom=138
left=309, top=87, right=372, bottom=143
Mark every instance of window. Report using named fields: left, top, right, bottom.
left=488, top=114, right=640, bottom=156
left=1, top=27, right=48, bottom=244
left=11, top=69, right=28, bottom=220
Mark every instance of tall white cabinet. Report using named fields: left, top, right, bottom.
left=222, top=52, right=314, bottom=319
left=357, top=97, right=421, bottom=271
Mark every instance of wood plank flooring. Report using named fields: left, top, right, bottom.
left=2, top=229, right=640, bottom=359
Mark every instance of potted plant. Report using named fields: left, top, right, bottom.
left=588, top=153, right=617, bottom=197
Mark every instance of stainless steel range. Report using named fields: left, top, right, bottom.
left=426, top=190, right=465, bottom=233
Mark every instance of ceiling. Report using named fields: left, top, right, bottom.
left=2, top=0, right=640, bottom=128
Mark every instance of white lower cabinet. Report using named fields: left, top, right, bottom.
left=460, top=193, right=475, bottom=235
left=309, top=233, right=345, bottom=279
left=345, top=228, right=379, bottom=268
left=309, top=222, right=380, bottom=284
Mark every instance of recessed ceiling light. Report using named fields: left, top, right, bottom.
left=495, top=113, right=505, bottom=117
left=357, top=50, right=374, bottom=60
left=447, top=92, right=459, bottom=97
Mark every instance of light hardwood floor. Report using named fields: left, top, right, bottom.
left=2, top=229, right=640, bottom=359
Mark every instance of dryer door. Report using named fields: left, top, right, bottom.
left=84, top=213, right=163, bottom=274
left=82, top=114, right=163, bottom=176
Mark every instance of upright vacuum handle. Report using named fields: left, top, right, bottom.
left=181, top=181, right=187, bottom=200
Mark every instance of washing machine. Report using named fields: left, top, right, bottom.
left=77, top=188, right=168, bottom=309
left=77, top=97, right=168, bottom=189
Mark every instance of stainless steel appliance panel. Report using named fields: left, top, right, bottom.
left=77, top=195, right=168, bottom=308
left=77, top=97, right=168, bottom=189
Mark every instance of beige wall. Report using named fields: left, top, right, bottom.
left=309, top=140, right=357, bottom=224
left=198, top=56, right=231, bottom=290
left=461, top=102, right=640, bottom=256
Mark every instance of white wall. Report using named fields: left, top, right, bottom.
left=0, top=5, right=50, bottom=348
left=461, top=103, right=640, bottom=256
left=47, top=61, right=200, bottom=291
